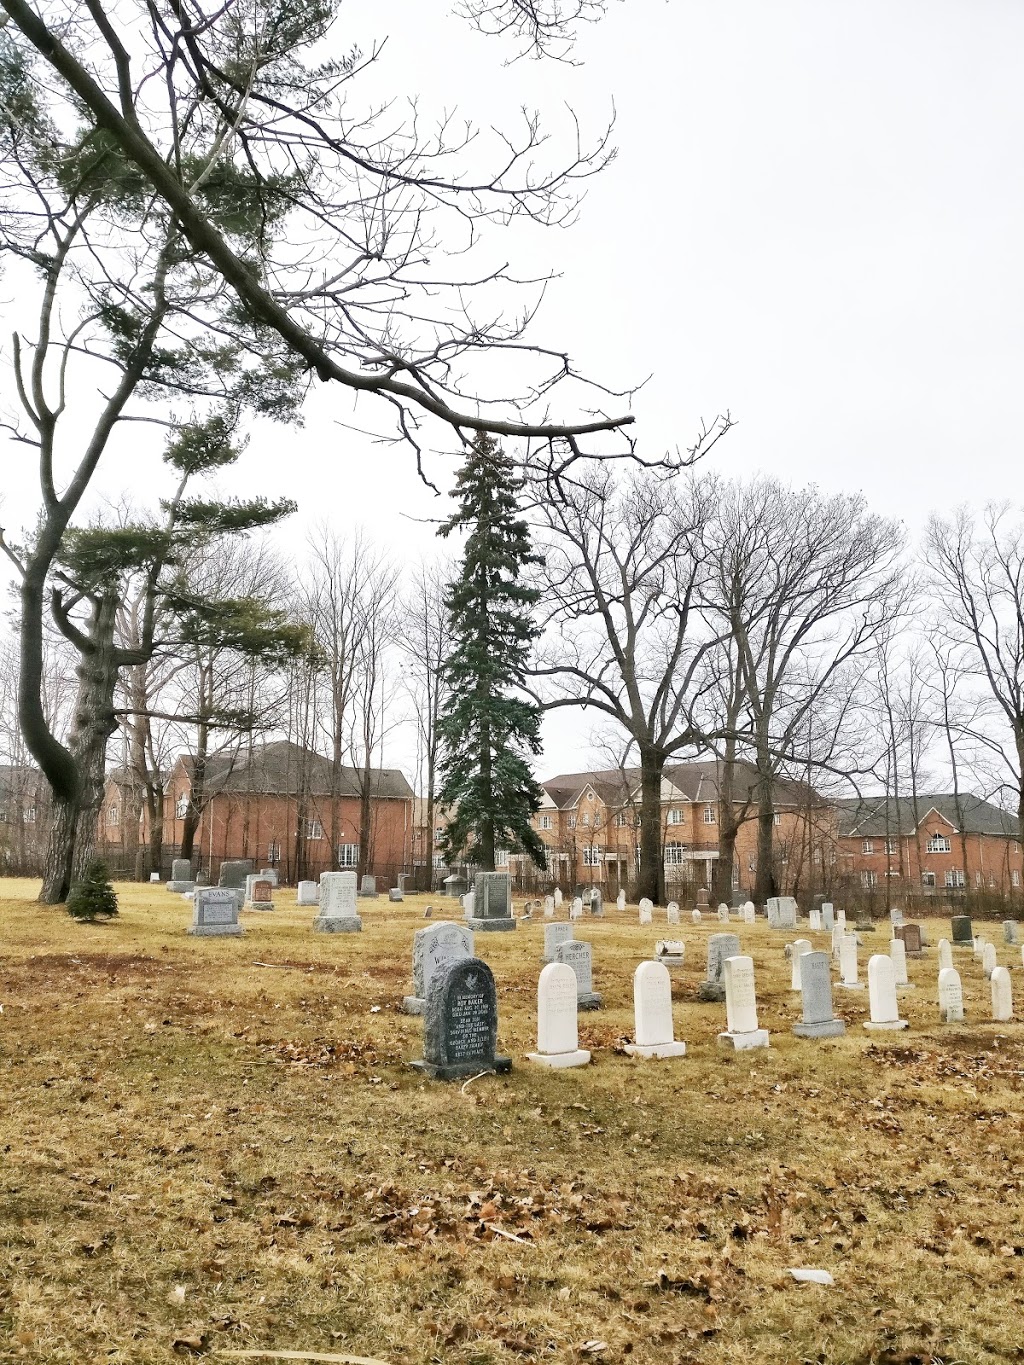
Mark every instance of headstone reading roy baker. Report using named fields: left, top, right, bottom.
left=411, top=957, right=511, bottom=1080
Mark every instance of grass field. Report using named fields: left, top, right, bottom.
left=1, top=881, right=1023, bottom=1365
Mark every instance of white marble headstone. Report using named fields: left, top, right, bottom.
left=938, top=966, right=964, bottom=1023
left=625, top=961, right=686, bottom=1058
left=527, top=963, right=590, bottom=1068
left=991, top=965, right=1013, bottom=1022
left=864, top=954, right=907, bottom=1030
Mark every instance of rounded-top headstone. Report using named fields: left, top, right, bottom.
left=413, top=957, right=510, bottom=1080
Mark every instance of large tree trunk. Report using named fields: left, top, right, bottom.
left=712, top=746, right=739, bottom=905
left=40, top=794, right=77, bottom=903
left=179, top=719, right=208, bottom=862
left=637, top=747, right=664, bottom=904
left=753, top=755, right=777, bottom=903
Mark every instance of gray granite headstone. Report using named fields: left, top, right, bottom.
left=389, top=887, right=404, bottom=902
left=189, top=887, right=243, bottom=937
left=820, top=903, right=835, bottom=932
left=698, top=933, right=741, bottom=1001
left=403, top=921, right=474, bottom=1014
left=314, top=871, right=361, bottom=932
left=359, top=874, right=378, bottom=898
left=219, top=859, right=253, bottom=890
left=793, top=951, right=845, bottom=1038
left=296, top=880, right=319, bottom=906
left=951, top=915, right=973, bottom=945
left=468, top=872, right=516, bottom=931
left=589, top=891, right=604, bottom=918
left=544, top=921, right=575, bottom=962
left=410, top=957, right=511, bottom=1080
left=167, top=856, right=195, bottom=893
left=1003, top=920, right=1019, bottom=945
left=554, top=938, right=602, bottom=1009
left=766, top=897, right=782, bottom=928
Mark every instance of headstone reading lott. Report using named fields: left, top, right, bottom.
left=403, top=921, right=474, bottom=1015
left=411, top=957, right=511, bottom=1080
left=938, top=967, right=965, bottom=1023
left=792, top=951, right=845, bottom=1039
left=468, top=872, right=516, bottom=932
left=625, top=961, right=687, bottom=1058
left=718, top=955, right=770, bottom=1050
left=189, top=887, right=244, bottom=937
left=864, top=954, right=908, bottom=1031
left=314, top=871, right=362, bottom=932
left=526, top=963, right=591, bottom=1068
left=554, top=938, right=602, bottom=1009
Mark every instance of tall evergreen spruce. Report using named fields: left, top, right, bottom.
left=437, top=435, right=547, bottom=872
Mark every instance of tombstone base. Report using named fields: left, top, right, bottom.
left=245, top=903, right=275, bottom=913
left=577, top=991, right=603, bottom=1011
left=624, top=1040, right=687, bottom=1059
left=410, top=1055, right=512, bottom=1081
left=313, top=915, right=363, bottom=933
left=388, top=889, right=403, bottom=902
left=465, top=916, right=517, bottom=932
left=863, top=1018, right=908, bottom=1031
left=401, top=995, right=425, bottom=1015
left=656, top=955, right=686, bottom=969
left=188, top=924, right=244, bottom=937
left=167, top=881, right=195, bottom=894
left=793, top=1018, right=846, bottom=1039
left=717, top=1028, right=770, bottom=1051
left=697, top=982, right=726, bottom=1003
left=358, top=892, right=379, bottom=899
left=838, top=982, right=864, bottom=990
left=896, top=982, right=917, bottom=991
left=526, top=1048, right=591, bottom=1069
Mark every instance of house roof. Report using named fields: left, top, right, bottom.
left=835, top=793, right=1019, bottom=839
left=179, top=740, right=415, bottom=802
left=540, top=758, right=815, bottom=811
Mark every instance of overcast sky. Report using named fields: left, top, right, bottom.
left=3, top=0, right=1022, bottom=784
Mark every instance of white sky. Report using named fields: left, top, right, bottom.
left=3, top=0, right=1023, bottom=785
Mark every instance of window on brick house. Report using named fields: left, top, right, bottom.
left=615, top=812, right=629, bottom=827
left=945, top=868, right=965, bottom=888
left=337, top=843, right=359, bottom=867
left=667, top=808, right=684, bottom=825
left=921, top=871, right=935, bottom=887
left=496, top=849, right=510, bottom=868
left=267, top=841, right=281, bottom=862
left=107, top=805, right=119, bottom=826
left=664, top=842, right=684, bottom=866
left=773, top=813, right=781, bottom=826
left=1014, top=871, right=1021, bottom=887
left=885, top=839, right=897, bottom=855
left=175, top=794, right=189, bottom=818
left=306, top=819, right=324, bottom=840
left=568, top=816, right=576, bottom=829
left=582, top=845, right=602, bottom=866
left=862, top=839, right=874, bottom=854
left=861, top=870, right=877, bottom=888
left=926, top=835, right=951, bottom=853
left=703, top=805, right=716, bottom=824
left=434, top=826, right=445, bottom=841
left=581, top=813, right=590, bottom=827
left=540, top=814, right=553, bottom=830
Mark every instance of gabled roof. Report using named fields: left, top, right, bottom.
left=177, top=740, right=414, bottom=802
left=540, top=758, right=815, bottom=811
left=835, top=793, right=1018, bottom=839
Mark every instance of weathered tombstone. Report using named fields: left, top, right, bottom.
left=839, top=934, right=862, bottom=989
left=790, top=939, right=812, bottom=990
left=889, top=907, right=905, bottom=927
left=655, top=939, right=686, bottom=966
left=973, top=935, right=987, bottom=961
left=553, top=887, right=563, bottom=909
left=638, top=898, right=653, bottom=926
left=696, top=887, right=710, bottom=911
left=889, top=937, right=914, bottom=989
left=691, top=908, right=702, bottom=923
left=717, top=955, right=769, bottom=1050
left=544, top=895, right=555, bottom=918
left=258, top=868, right=279, bottom=887
left=570, top=896, right=584, bottom=921
left=766, top=897, right=782, bottom=929
left=167, top=857, right=194, bottom=893
left=462, top=890, right=476, bottom=918
left=410, top=958, right=511, bottom=1080
left=743, top=901, right=756, bottom=924
left=468, top=871, right=516, bottom=932
left=189, top=887, right=244, bottom=937
left=982, top=942, right=998, bottom=979
left=218, top=859, right=253, bottom=908
left=820, top=902, right=835, bottom=932
left=625, top=961, right=687, bottom=1058
left=895, top=922, right=924, bottom=958
left=937, top=966, right=964, bottom=1022
left=864, top=954, right=908, bottom=1031
left=835, top=908, right=847, bottom=930
left=808, top=907, right=821, bottom=932
left=793, top=951, right=845, bottom=1038
left=589, top=891, right=604, bottom=918
left=616, top=889, right=626, bottom=913
left=951, top=914, right=973, bottom=946
left=423, top=906, right=434, bottom=918
left=443, top=874, right=467, bottom=899
left=403, top=921, right=474, bottom=1015
left=716, top=902, right=730, bottom=923
left=359, top=874, right=378, bottom=899
left=778, top=896, right=798, bottom=928
left=246, top=876, right=275, bottom=912
left=296, top=880, right=319, bottom=906
left=1004, top=920, right=1019, bottom=945
left=554, top=938, right=602, bottom=1009
left=149, top=871, right=161, bottom=883
left=937, top=938, right=953, bottom=970
left=666, top=903, right=680, bottom=926
left=389, top=887, right=404, bottom=902
left=314, top=871, right=362, bottom=933
left=698, top=933, right=741, bottom=1002
left=525, top=963, right=590, bottom=1068
left=543, top=921, right=575, bottom=962
left=991, top=965, right=1013, bottom=1022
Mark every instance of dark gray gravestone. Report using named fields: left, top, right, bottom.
left=1004, top=920, right=1019, bottom=945
left=698, top=933, right=741, bottom=1002
left=219, top=859, right=253, bottom=889
left=951, top=915, right=973, bottom=945
left=467, top=872, right=516, bottom=932
left=793, top=951, right=845, bottom=1038
left=410, top=958, right=511, bottom=1080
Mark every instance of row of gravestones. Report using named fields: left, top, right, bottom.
left=189, top=868, right=368, bottom=936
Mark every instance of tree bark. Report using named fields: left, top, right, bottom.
left=753, top=756, right=777, bottom=903
left=637, top=748, right=664, bottom=904
left=712, top=746, right=740, bottom=905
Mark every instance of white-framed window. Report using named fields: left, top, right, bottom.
left=615, top=812, right=629, bottom=827
left=581, top=813, right=590, bottom=827
left=496, top=849, right=510, bottom=868
left=921, top=871, right=935, bottom=887
left=1014, top=870, right=1021, bottom=888
left=773, top=813, right=781, bottom=826
left=175, top=794, right=189, bottom=819
left=434, top=826, right=445, bottom=842
left=306, top=818, right=324, bottom=840
left=885, top=839, right=897, bottom=855
left=703, top=805, right=716, bottom=825
left=568, top=816, right=577, bottom=829
left=667, top=808, right=684, bottom=826
left=433, top=853, right=446, bottom=869
left=267, top=841, right=281, bottom=862
left=926, top=835, right=951, bottom=854
left=861, top=870, right=877, bottom=888
left=107, top=805, right=119, bottom=826
left=975, top=871, right=983, bottom=888
left=664, top=842, right=684, bottom=866
left=862, top=839, right=874, bottom=854
left=582, top=845, right=602, bottom=866
left=25, top=806, right=36, bottom=823
left=945, top=868, right=965, bottom=888
left=540, top=814, right=553, bottom=830
left=337, top=843, right=359, bottom=867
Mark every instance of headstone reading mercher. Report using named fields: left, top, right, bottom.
left=554, top=938, right=602, bottom=1010
left=526, top=963, right=590, bottom=1068
left=792, top=951, right=845, bottom=1039
left=625, top=961, right=687, bottom=1058
left=189, top=887, right=244, bottom=937
left=402, top=921, right=474, bottom=1015
left=698, top=933, right=741, bottom=1002
left=468, top=871, right=516, bottom=932
left=717, top=955, right=770, bottom=1050
left=314, top=871, right=362, bottom=933
left=410, top=957, right=511, bottom=1080
left=938, top=967, right=965, bottom=1023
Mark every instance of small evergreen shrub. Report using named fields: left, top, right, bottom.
left=66, top=860, right=119, bottom=922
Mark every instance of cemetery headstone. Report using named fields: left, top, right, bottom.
left=543, top=921, right=575, bottom=962
left=638, top=898, right=653, bottom=926
left=864, top=954, right=908, bottom=1031
left=836, top=908, right=847, bottom=930
left=767, top=897, right=782, bottom=929
left=554, top=938, right=602, bottom=1009
left=296, top=880, right=319, bottom=906
left=717, top=902, right=730, bottom=923
left=698, top=932, right=741, bottom=1002
left=526, top=963, right=590, bottom=1068
left=389, top=887, right=403, bottom=902
left=218, top=859, right=253, bottom=890
left=462, top=890, right=476, bottom=918
left=938, top=966, right=965, bottom=1022
left=717, top=954, right=770, bottom=1050
left=410, top=958, right=511, bottom=1080
left=443, top=874, right=468, bottom=899
left=258, top=869, right=279, bottom=886
left=779, top=896, right=798, bottom=927
left=793, top=951, right=845, bottom=1038
left=820, top=903, right=835, bottom=932
left=790, top=939, right=812, bottom=991
left=149, top=871, right=161, bottom=883
left=403, top=921, right=474, bottom=1015
left=570, top=896, right=584, bottom=921
left=359, top=874, right=378, bottom=899
left=167, top=857, right=194, bottom=893
left=616, top=889, right=626, bottom=913
left=889, top=907, right=905, bottom=927
left=982, top=942, right=998, bottom=979
left=666, top=903, right=680, bottom=926
left=808, top=907, right=821, bottom=932
left=468, top=872, right=516, bottom=931
left=973, top=936, right=987, bottom=961
left=654, top=939, right=685, bottom=966
left=743, top=901, right=756, bottom=924
left=991, top=965, right=1013, bottom=1022
left=889, top=937, right=914, bottom=989
left=589, top=891, right=604, bottom=918
left=544, top=895, right=555, bottom=918
left=696, top=887, right=710, bottom=910
left=625, top=961, right=687, bottom=1058
left=937, top=938, right=953, bottom=970
left=189, top=887, right=243, bottom=937
left=1004, top=920, right=1019, bottom=945
left=839, top=934, right=863, bottom=989
left=314, top=871, right=362, bottom=933
left=692, top=909, right=702, bottom=923
left=951, top=914, right=973, bottom=946
left=553, top=887, right=563, bottom=909
left=246, top=876, right=275, bottom=911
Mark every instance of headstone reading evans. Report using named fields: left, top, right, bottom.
left=403, top=921, right=473, bottom=1015
left=410, top=957, right=511, bottom=1080
left=189, top=887, right=244, bottom=937
left=314, top=871, right=362, bottom=933
left=468, top=872, right=516, bottom=932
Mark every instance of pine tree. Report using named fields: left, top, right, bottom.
left=437, top=434, right=547, bottom=871
left=66, top=859, right=118, bottom=922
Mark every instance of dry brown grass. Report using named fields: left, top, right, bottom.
left=1, top=881, right=1022, bottom=1364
